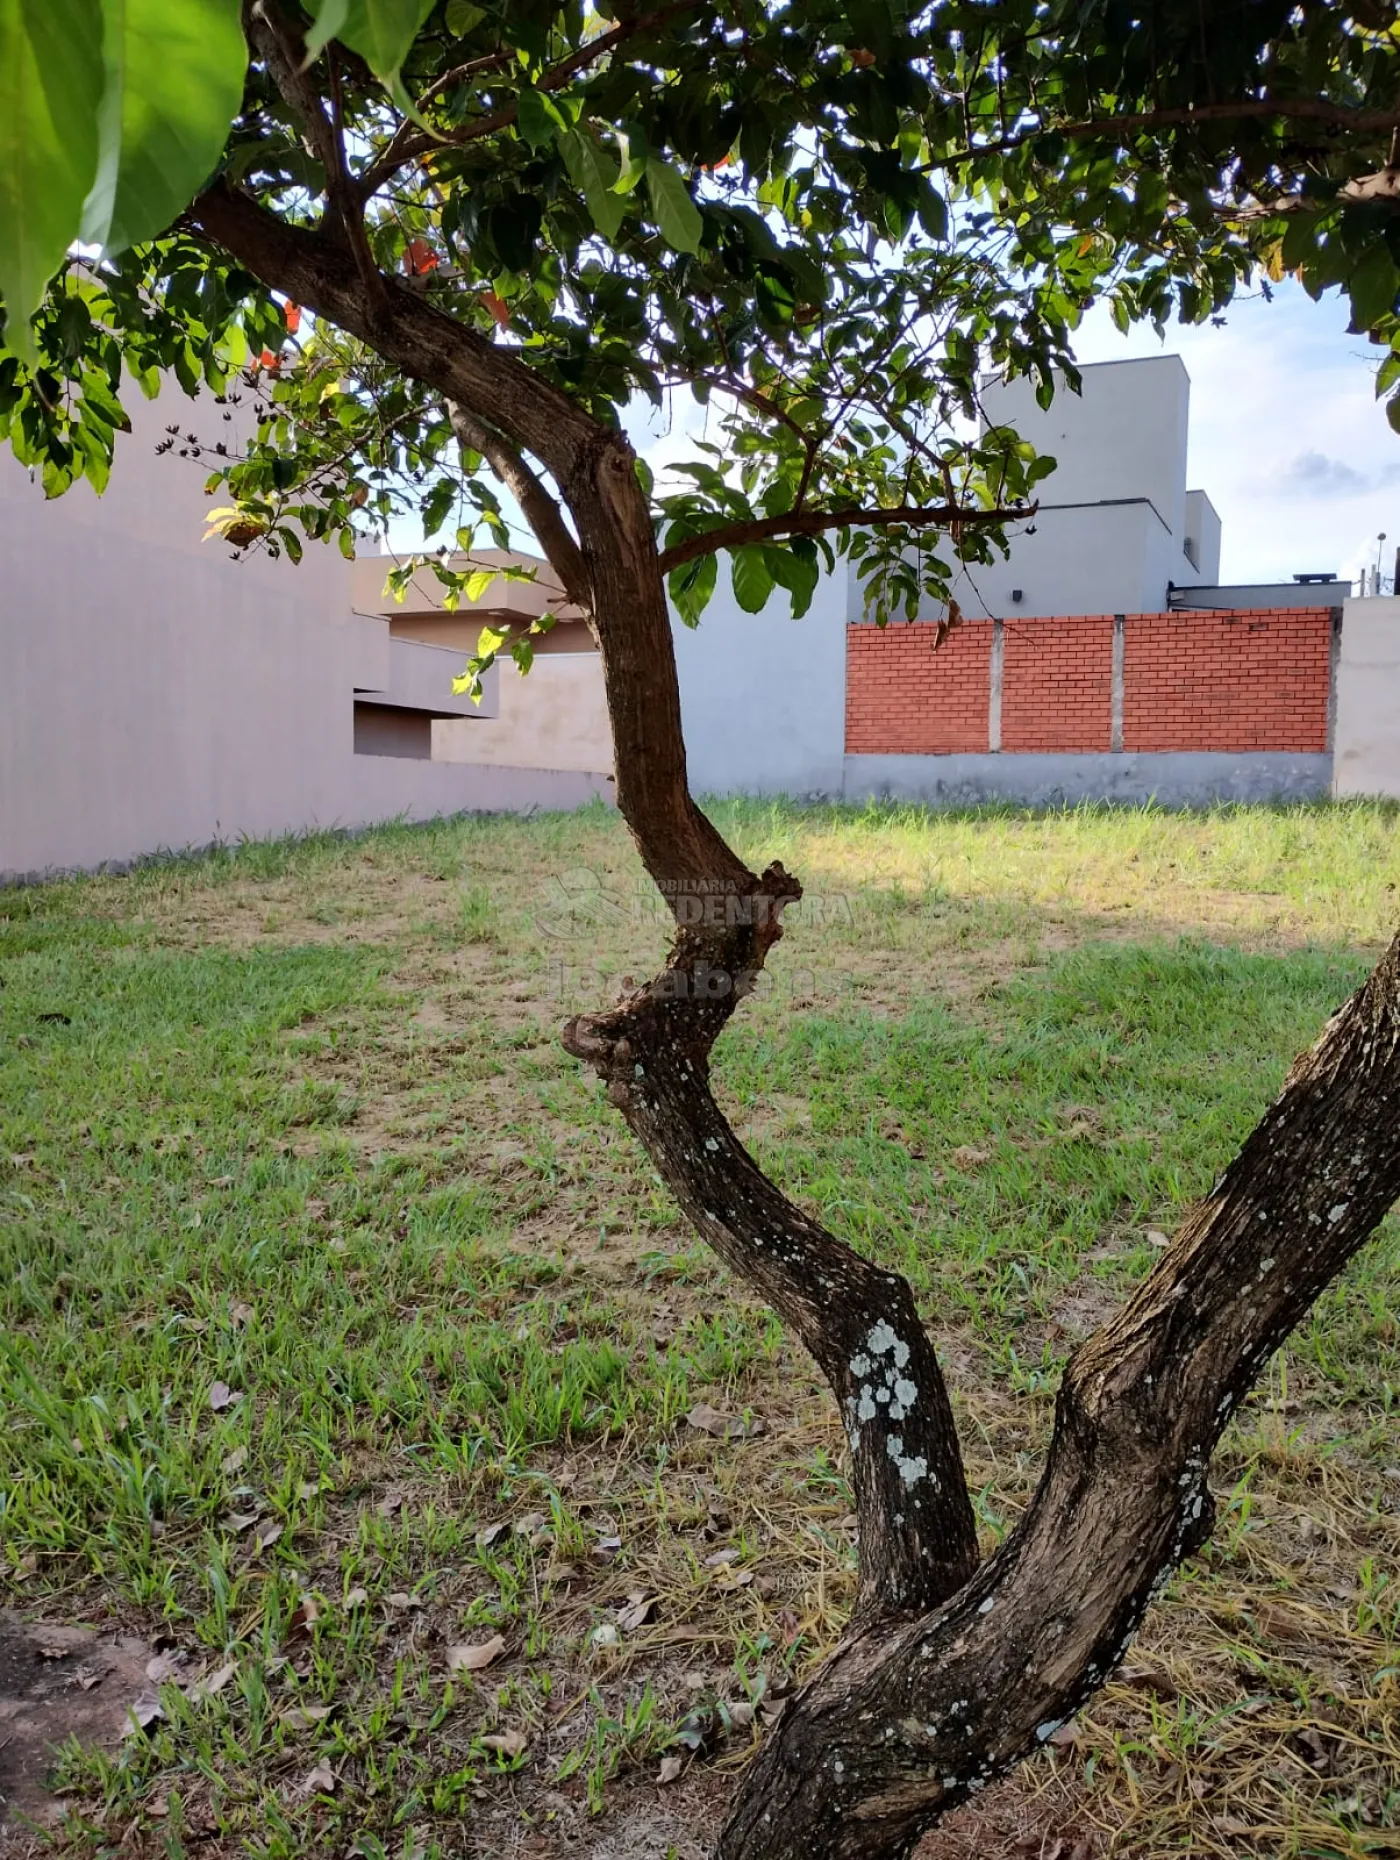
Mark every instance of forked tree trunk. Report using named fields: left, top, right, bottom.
left=188, top=185, right=1400, bottom=1860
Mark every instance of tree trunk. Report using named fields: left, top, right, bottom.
left=718, top=927, right=1400, bottom=1860
left=185, top=187, right=1400, bottom=1860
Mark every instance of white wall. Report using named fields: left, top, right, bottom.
left=0, top=387, right=606, bottom=878
left=434, top=654, right=612, bottom=774
left=1333, top=597, right=1400, bottom=798
left=950, top=354, right=1198, bottom=620
left=950, top=500, right=1170, bottom=619
left=672, top=558, right=848, bottom=796
left=1184, top=489, right=1222, bottom=584
left=983, top=354, right=1190, bottom=537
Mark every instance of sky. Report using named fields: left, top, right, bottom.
left=1070, top=282, right=1400, bottom=591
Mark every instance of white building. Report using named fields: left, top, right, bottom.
left=946, top=355, right=1341, bottom=619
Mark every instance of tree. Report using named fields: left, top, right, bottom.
left=2, top=4, right=1400, bottom=1856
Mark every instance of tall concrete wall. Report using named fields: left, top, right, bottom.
left=1184, top=489, right=1222, bottom=583
left=0, top=390, right=609, bottom=880
left=949, top=501, right=1174, bottom=621
left=1333, top=597, right=1400, bottom=798
left=434, top=654, right=613, bottom=775
left=672, top=556, right=847, bottom=796
left=983, top=355, right=1192, bottom=543
left=952, top=355, right=1199, bottom=620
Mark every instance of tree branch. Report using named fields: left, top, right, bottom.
left=566, top=969, right=979, bottom=1615
left=928, top=96, right=1400, bottom=172
left=657, top=501, right=1029, bottom=574
left=680, top=372, right=813, bottom=446
left=188, top=169, right=980, bottom=1625
left=245, top=1, right=388, bottom=310
left=446, top=402, right=591, bottom=610
left=1235, top=162, right=1400, bottom=216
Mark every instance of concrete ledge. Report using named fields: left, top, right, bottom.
left=842, top=752, right=1333, bottom=808
left=354, top=637, right=497, bottom=718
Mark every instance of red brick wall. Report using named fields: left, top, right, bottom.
left=1123, top=608, right=1332, bottom=753
left=845, top=620, right=991, bottom=753
left=1001, top=614, right=1114, bottom=751
left=845, top=607, right=1334, bottom=756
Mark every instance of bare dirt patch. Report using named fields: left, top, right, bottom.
left=0, top=1613, right=151, bottom=1845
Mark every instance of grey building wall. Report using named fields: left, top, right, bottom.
left=952, top=355, right=1196, bottom=620
left=0, top=388, right=609, bottom=882
left=1170, top=581, right=1350, bottom=610
left=1333, top=596, right=1400, bottom=799
left=1183, top=490, right=1222, bottom=584
left=672, top=554, right=847, bottom=796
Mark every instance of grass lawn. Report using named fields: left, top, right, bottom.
left=2, top=798, right=1399, bottom=1860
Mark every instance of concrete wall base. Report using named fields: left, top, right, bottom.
left=1, top=766, right=614, bottom=887
left=842, top=751, right=1333, bottom=808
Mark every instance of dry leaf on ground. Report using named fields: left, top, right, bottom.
left=447, top=1635, right=506, bottom=1673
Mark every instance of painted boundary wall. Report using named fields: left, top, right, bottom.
left=0, top=394, right=612, bottom=883
left=1333, top=596, right=1400, bottom=799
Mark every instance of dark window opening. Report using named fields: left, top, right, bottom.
left=354, top=703, right=433, bottom=760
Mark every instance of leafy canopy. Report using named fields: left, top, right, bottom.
left=2, top=0, right=1398, bottom=661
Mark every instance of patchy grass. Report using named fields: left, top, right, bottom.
left=1, top=799, right=1398, bottom=1860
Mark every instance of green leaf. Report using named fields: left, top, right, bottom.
left=301, top=0, right=350, bottom=61
left=1349, top=242, right=1399, bottom=334
left=517, top=87, right=568, bottom=152
left=0, top=0, right=104, bottom=362
left=645, top=157, right=703, bottom=257
left=78, top=365, right=130, bottom=431
left=730, top=544, right=774, bottom=614
left=668, top=550, right=717, bottom=627
left=612, top=122, right=648, bottom=194
left=421, top=474, right=456, bottom=538
left=560, top=128, right=625, bottom=240
left=1386, top=389, right=1400, bottom=437
left=305, top=0, right=434, bottom=111
left=765, top=541, right=819, bottom=619
left=484, top=194, right=542, bottom=273
left=444, top=0, right=483, bottom=31
left=80, top=0, right=248, bottom=257
left=916, top=180, right=947, bottom=242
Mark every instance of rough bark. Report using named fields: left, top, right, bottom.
left=565, top=976, right=979, bottom=1614
left=445, top=402, right=590, bottom=612
left=185, top=176, right=1400, bottom=1860
left=718, top=929, right=1400, bottom=1859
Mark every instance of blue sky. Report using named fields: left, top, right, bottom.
left=1072, top=282, right=1400, bottom=590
